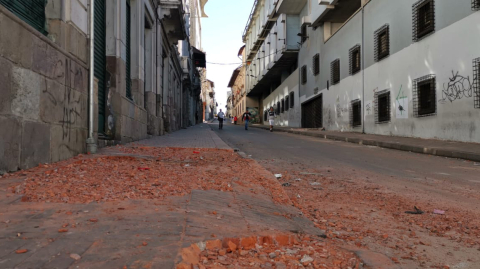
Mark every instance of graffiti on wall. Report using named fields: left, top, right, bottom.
left=365, top=100, right=373, bottom=116
left=396, top=85, right=408, bottom=119
left=247, top=107, right=259, bottom=124
left=439, top=70, right=473, bottom=104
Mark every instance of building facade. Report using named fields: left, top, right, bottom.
left=243, top=0, right=303, bottom=127
left=297, top=0, right=480, bottom=143
left=0, top=0, right=208, bottom=172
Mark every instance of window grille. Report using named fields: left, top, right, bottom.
left=301, top=65, right=307, bottom=85
left=281, top=98, right=285, bottom=113
left=301, top=24, right=307, bottom=44
left=349, top=45, right=361, bottom=75
left=285, top=96, right=290, bottom=111
left=126, top=1, right=132, bottom=100
left=350, top=100, right=362, bottom=127
left=413, top=0, right=435, bottom=42
left=473, top=0, right=480, bottom=10
left=375, top=90, right=391, bottom=123
left=264, top=111, right=268, bottom=121
left=474, top=58, right=480, bottom=108
left=276, top=101, right=280, bottom=114
left=313, top=54, right=320, bottom=76
left=374, top=24, right=389, bottom=62
left=413, top=75, right=436, bottom=117
left=290, top=92, right=295, bottom=108
left=331, top=59, right=340, bottom=85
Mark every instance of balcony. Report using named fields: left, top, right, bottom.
left=275, top=0, right=308, bottom=14
left=246, top=15, right=300, bottom=97
left=312, top=0, right=362, bottom=27
left=158, top=0, right=187, bottom=44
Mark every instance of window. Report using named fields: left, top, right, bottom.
left=276, top=101, right=281, bottom=114
left=281, top=98, right=285, bottom=113
left=474, top=58, right=480, bottom=108
left=331, top=59, right=340, bottom=85
left=300, top=24, right=307, bottom=44
left=413, top=75, right=436, bottom=117
left=0, top=0, right=47, bottom=35
left=474, top=0, right=480, bottom=10
left=313, top=54, right=320, bottom=76
left=264, top=110, right=268, bottom=121
left=349, top=45, right=361, bottom=75
left=413, top=0, right=435, bottom=42
left=290, top=92, right=295, bottom=108
left=285, top=96, right=289, bottom=111
left=375, top=90, right=391, bottom=123
left=374, top=24, right=389, bottom=62
left=126, top=1, right=132, bottom=100
left=301, top=65, right=307, bottom=85
left=350, top=100, right=362, bottom=127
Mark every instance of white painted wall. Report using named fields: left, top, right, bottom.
left=263, top=69, right=301, bottom=127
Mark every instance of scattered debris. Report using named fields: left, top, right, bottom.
left=295, top=178, right=302, bottom=181
left=69, top=253, right=81, bottom=260
left=58, top=229, right=68, bottom=233
left=310, top=182, right=321, bottom=186
left=405, top=206, right=424, bottom=215
left=137, top=167, right=150, bottom=171
left=281, top=183, right=291, bottom=187
left=433, top=209, right=445, bottom=215
left=274, top=174, right=282, bottom=178
left=15, top=249, right=28, bottom=254
left=300, top=254, right=314, bottom=264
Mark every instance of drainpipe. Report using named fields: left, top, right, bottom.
left=361, top=2, right=365, bottom=134
left=86, top=0, right=97, bottom=154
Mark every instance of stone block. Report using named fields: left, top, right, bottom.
left=50, top=125, right=86, bottom=163
left=0, top=116, right=21, bottom=172
left=69, top=60, right=88, bottom=93
left=145, top=91, right=156, bottom=115
left=11, top=67, right=43, bottom=121
left=0, top=12, right=34, bottom=68
left=147, top=114, right=159, bottom=136
left=0, top=56, right=12, bottom=115
left=46, top=19, right=66, bottom=49
left=21, top=121, right=51, bottom=169
left=66, top=23, right=88, bottom=63
left=131, top=79, right=145, bottom=108
left=40, top=79, right=87, bottom=128
left=32, top=40, right=66, bottom=85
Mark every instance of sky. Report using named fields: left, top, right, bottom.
left=201, top=0, right=255, bottom=110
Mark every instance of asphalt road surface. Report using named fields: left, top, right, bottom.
left=210, top=121, right=480, bottom=211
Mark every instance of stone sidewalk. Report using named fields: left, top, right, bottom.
left=251, top=124, right=480, bottom=162
left=0, top=124, right=324, bottom=269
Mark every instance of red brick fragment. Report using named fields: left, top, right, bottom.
left=240, top=236, right=257, bottom=250
left=15, top=249, right=28, bottom=254
left=58, top=229, right=68, bottom=233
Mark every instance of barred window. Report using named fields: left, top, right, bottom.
left=301, top=65, right=307, bottom=85
left=375, top=90, right=391, bottom=123
left=313, top=54, right=320, bottom=76
left=301, top=24, right=307, bottom=44
left=474, top=0, right=480, bottom=10
left=285, top=96, right=290, bottom=111
left=290, top=92, right=295, bottom=108
left=264, top=111, right=268, bottom=121
left=413, top=75, right=436, bottom=117
left=276, top=101, right=281, bottom=114
left=374, top=25, right=389, bottom=62
left=0, top=0, right=48, bottom=35
left=473, top=58, right=479, bottom=108
left=350, top=100, right=362, bottom=127
left=349, top=45, right=361, bottom=75
left=413, top=0, right=435, bottom=42
left=281, top=98, right=285, bottom=113
left=331, top=59, right=340, bottom=85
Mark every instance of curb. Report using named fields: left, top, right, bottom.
left=250, top=125, right=480, bottom=162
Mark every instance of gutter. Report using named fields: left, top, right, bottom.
left=86, top=0, right=97, bottom=154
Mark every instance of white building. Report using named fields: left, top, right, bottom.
left=295, top=0, right=480, bottom=143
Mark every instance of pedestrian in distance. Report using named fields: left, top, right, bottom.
left=242, top=110, right=252, bottom=130
left=217, top=109, right=225, bottom=130
left=268, top=107, right=276, bottom=132
left=234, top=116, right=238, bottom=125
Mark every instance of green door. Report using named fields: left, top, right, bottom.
left=0, top=0, right=47, bottom=35
left=94, top=0, right=106, bottom=134
left=126, top=1, right=132, bottom=100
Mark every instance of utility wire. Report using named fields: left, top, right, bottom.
left=206, top=48, right=286, bottom=65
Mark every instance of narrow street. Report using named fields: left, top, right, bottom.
left=212, top=121, right=480, bottom=269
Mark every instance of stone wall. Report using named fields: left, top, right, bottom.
left=0, top=6, right=88, bottom=172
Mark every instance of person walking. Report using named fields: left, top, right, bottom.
left=242, top=110, right=252, bottom=130
left=217, top=109, right=225, bottom=130
left=233, top=116, right=238, bottom=125
left=268, top=107, right=276, bottom=132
